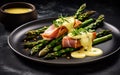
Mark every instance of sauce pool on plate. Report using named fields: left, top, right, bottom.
left=71, top=47, right=103, bottom=58
left=4, top=8, right=32, bottom=14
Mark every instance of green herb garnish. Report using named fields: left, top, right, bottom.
left=53, top=14, right=69, bottom=27
left=71, top=28, right=87, bottom=36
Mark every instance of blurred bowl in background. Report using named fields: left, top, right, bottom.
left=0, top=2, right=38, bottom=31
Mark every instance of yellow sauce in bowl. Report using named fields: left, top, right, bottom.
left=4, top=8, right=32, bottom=14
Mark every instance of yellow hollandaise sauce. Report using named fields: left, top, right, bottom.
left=62, top=17, right=75, bottom=32
left=4, top=8, right=32, bottom=14
left=71, top=47, right=103, bottom=58
left=69, top=32, right=103, bottom=58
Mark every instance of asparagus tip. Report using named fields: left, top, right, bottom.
left=30, top=51, right=34, bottom=55
left=88, top=10, right=96, bottom=14
left=82, top=3, right=86, bottom=7
left=38, top=48, right=48, bottom=57
left=98, top=14, right=104, bottom=19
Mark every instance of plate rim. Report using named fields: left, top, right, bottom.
left=7, top=17, right=120, bottom=65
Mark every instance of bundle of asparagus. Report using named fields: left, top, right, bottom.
left=23, top=3, right=112, bottom=59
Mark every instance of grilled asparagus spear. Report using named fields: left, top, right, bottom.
left=78, top=18, right=94, bottom=28
left=44, top=48, right=76, bottom=59
left=96, top=30, right=111, bottom=38
left=24, top=39, right=47, bottom=48
left=93, top=34, right=112, bottom=45
left=74, top=3, right=86, bottom=18
left=38, top=36, right=63, bottom=56
left=25, top=26, right=48, bottom=39
left=53, top=45, right=62, bottom=52
left=77, top=10, right=96, bottom=21
left=84, top=14, right=104, bottom=31
left=31, top=40, right=49, bottom=55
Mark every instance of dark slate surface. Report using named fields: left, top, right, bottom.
left=0, top=0, right=120, bottom=75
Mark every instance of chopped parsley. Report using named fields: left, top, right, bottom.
left=53, top=14, right=69, bottom=27
left=71, top=28, right=87, bottom=36
left=53, top=20, right=63, bottom=27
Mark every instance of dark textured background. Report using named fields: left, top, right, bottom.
left=0, top=0, right=120, bottom=75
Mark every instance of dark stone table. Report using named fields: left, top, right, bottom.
left=0, top=0, right=120, bottom=75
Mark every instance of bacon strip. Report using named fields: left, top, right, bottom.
left=62, top=32, right=96, bottom=48
left=62, top=36, right=81, bottom=48
left=41, top=19, right=82, bottom=40
left=41, top=25, right=68, bottom=40
left=74, top=19, right=82, bottom=28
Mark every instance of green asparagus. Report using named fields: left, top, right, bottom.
left=84, top=14, right=104, bottom=31
left=77, top=10, right=96, bottom=21
left=96, top=30, right=111, bottom=38
left=93, top=34, right=112, bottom=45
left=44, top=48, right=76, bottom=59
left=74, top=3, right=86, bottom=18
left=44, top=34, right=112, bottom=59
left=25, top=26, right=48, bottom=39
left=53, top=45, right=62, bottom=51
left=78, top=18, right=94, bottom=28
left=31, top=40, right=49, bottom=55
left=24, top=39, right=46, bottom=48
left=38, top=36, right=63, bottom=56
